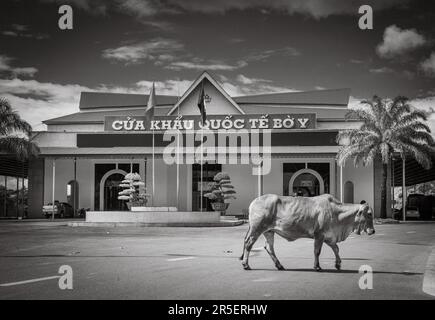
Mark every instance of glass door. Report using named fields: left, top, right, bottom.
left=192, top=163, right=222, bottom=211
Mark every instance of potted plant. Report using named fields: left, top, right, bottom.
left=204, top=172, right=236, bottom=214
left=117, top=172, right=150, bottom=210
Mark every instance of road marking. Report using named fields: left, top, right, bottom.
left=167, top=256, right=196, bottom=262
left=423, top=247, right=435, bottom=296
left=0, top=275, right=60, bottom=287
left=253, top=277, right=276, bottom=282
left=406, top=231, right=416, bottom=234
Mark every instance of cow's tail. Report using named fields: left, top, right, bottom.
left=239, top=224, right=251, bottom=260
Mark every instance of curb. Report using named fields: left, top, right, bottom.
left=423, top=246, right=435, bottom=297
left=68, top=220, right=245, bottom=228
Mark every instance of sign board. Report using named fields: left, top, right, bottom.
left=104, top=114, right=316, bottom=131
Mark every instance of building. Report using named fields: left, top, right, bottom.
left=27, top=71, right=392, bottom=218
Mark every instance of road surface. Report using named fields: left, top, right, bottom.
left=0, top=221, right=434, bottom=299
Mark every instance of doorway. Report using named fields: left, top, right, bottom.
left=192, top=163, right=222, bottom=211
left=99, top=170, right=128, bottom=211
left=289, top=168, right=325, bottom=197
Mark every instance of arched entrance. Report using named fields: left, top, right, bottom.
left=99, top=169, right=127, bottom=211
left=289, top=168, right=325, bottom=197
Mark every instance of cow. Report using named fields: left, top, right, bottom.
left=240, top=194, right=375, bottom=271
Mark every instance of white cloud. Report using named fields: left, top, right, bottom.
left=377, top=25, right=426, bottom=59
left=0, top=73, right=299, bottom=129
left=369, top=67, right=394, bottom=74
left=236, top=74, right=271, bottom=85
left=222, top=74, right=296, bottom=96
left=102, top=38, right=183, bottom=64
left=0, top=55, right=38, bottom=78
left=166, top=60, right=245, bottom=71
left=420, top=53, right=435, bottom=77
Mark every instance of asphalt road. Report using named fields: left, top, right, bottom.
left=0, top=221, right=434, bottom=299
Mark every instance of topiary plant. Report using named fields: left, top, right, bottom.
left=204, top=172, right=236, bottom=213
left=118, top=172, right=150, bottom=209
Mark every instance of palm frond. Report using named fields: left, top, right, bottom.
left=0, top=136, right=40, bottom=160
left=345, top=108, right=375, bottom=123
left=0, top=98, right=32, bottom=135
left=395, top=137, right=434, bottom=169
left=398, top=110, right=428, bottom=125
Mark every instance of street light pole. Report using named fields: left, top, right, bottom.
left=52, top=158, right=56, bottom=221
left=402, top=157, right=406, bottom=222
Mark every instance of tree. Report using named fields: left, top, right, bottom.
left=337, top=96, right=434, bottom=218
left=0, top=98, right=39, bottom=159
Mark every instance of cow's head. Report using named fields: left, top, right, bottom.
left=354, top=204, right=375, bottom=235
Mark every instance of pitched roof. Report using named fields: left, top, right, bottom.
left=79, top=92, right=178, bottom=110
left=233, top=88, right=350, bottom=106
left=43, top=106, right=171, bottom=124
left=167, top=71, right=245, bottom=115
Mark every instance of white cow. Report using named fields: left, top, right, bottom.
left=240, top=194, right=375, bottom=271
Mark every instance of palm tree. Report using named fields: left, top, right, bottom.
left=0, top=97, right=39, bottom=159
left=337, top=96, right=434, bottom=219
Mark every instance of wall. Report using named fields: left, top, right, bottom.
left=339, top=159, right=376, bottom=214
left=43, top=158, right=147, bottom=212
left=222, top=164, right=257, bottom=215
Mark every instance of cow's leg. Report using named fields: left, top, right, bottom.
left=313, top=237, right=324, bottom=271
left=263, top=231, right=285, bottom=270
left=326, top=242, right=341, bottom=270
left=239, top=225, right=251, bottom=261
left=242, top=229, right=261, bottom=270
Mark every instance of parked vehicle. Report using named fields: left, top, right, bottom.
left=43, top=201, right=74, bottom=218
left=393, top=193, right=435, bottom=220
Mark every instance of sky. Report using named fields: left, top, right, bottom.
left=0, top=0, right=435, bottom=130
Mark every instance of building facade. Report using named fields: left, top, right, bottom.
left=28, top=72, right=391, bottom=218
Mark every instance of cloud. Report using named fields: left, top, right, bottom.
left=376, top=25, right=426, bottom=59
left=102, top=38, right=183, bottom=64
left=41, top=0, right=107, bottom=15
left=112, top=0, right=409, bottom=19
left=1, top=23, right=49, bottom=39
left=40, top=0, right=409, bottom=19
left=166, top=60, right=246, bottom=71
left=116, top=0, right=159, bottom=17
left=0, top=72, right=298, bottom=129
left=244, top=46, right=300, bottom=62
left=420, top=53, right=435, bottom=77
left=409, top=96, right=435, bottom=113
left=0, top=55, right=38, bottom=77
left=221, top=74, right=296, bottom=96
left=369, top=67, right=394, bottom=74
left=236, top=74, right=271, bottom=85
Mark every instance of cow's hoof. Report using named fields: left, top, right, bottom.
left=242, top=263, right=251, bottom=270
left=276, top=264, right=285, bottom=271
left=314, top=266, right=322, bottom=272
left=335, top=263, right=341, bottom=271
